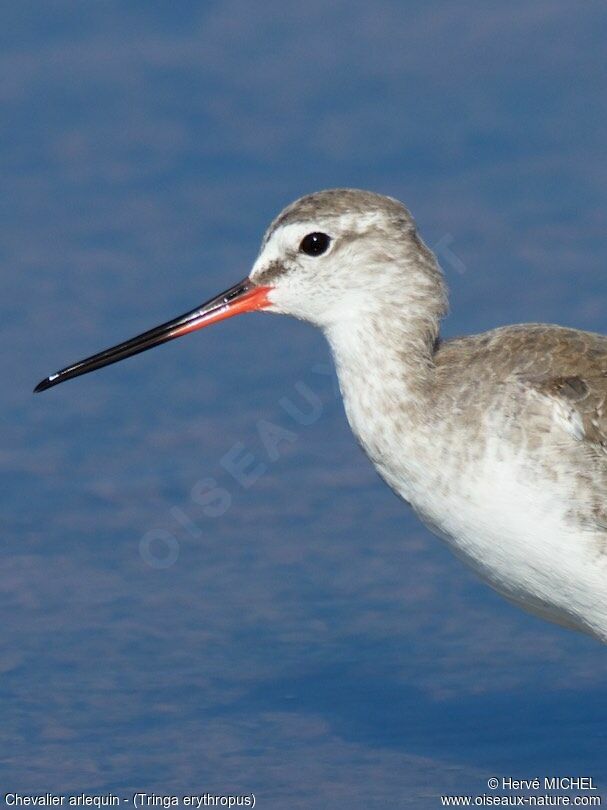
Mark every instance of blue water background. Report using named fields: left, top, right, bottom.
left=2, top=2, right=607, bottom=806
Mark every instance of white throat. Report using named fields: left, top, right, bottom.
left=324, top=305, right=440, bottom=502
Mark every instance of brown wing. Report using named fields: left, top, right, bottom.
left=436, top=323, right=607, bottom=449
left=436, top=324, right=607, bottom=535
left=526, top=373, right=607, bottom=448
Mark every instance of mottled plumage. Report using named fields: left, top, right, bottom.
left=36, top=188, right=607, bottom=642
left=252, top=190, right=607, bottom=641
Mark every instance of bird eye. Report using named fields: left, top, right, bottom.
left=299, top=232, right=331, bottom=257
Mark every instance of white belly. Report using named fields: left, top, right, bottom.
left=375, top=439, right=607, bottom=642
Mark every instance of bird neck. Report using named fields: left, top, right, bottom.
left=325, top=301, right=442, bottom=462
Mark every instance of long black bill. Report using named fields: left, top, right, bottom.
left=34, top=278, right=271, bottom=393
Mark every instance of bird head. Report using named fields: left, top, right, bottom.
left=35, top=189, right=444, bottom=393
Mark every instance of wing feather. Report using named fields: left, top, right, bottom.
left=526, top=373, right=607, bottom=448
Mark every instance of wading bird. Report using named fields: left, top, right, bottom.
left=36, top=189, right=607, bottom=642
